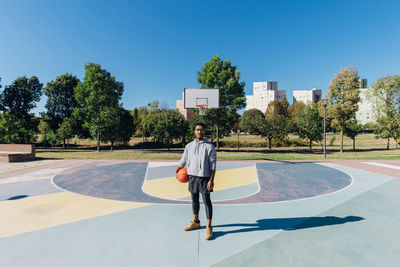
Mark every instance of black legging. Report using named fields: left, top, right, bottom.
left=191, top=192, right=213, bottom=220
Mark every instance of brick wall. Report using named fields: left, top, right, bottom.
left=0, top=144, right=36, bottom=162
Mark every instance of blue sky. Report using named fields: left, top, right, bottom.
left=1, top=0, right=399, bottom=115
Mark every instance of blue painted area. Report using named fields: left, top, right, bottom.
left=146, top=162, right=254, bottom=180
left=224, top=162, right=352, bottom=203
left=53, top=162, right=188, bottom=204
left=0, top=179, right=61, bottom=201
left=53, top=161, right=353, bottom=204
left=146, top=165, right=178, bottom=180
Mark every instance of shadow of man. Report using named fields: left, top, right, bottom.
left=211, top=216, right=364, bottom=239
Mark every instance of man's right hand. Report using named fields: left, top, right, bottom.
left=175, top=167, right=183, bottom=178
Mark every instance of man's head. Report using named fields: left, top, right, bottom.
left=194, top=122, right=206, bottom=140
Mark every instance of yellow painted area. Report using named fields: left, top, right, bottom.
left=317, top=162, right=337, bottom=167
left=143, top=166, right=258, bottom=200
left=0, top=192, right=148, bottom=238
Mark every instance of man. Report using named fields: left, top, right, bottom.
left=176, top=122, right=217, bottom=240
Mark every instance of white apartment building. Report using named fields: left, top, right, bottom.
left=245, top=81, right=286, bottom=113
left=293, top=88, right=322, bottom=104
left=356, top=87, right=375, bottom=125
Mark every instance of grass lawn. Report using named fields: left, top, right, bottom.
left=36, top=134, right=399, bottom=161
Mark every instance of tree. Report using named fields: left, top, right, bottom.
left=202, top=107, right=238, bottom=148
left=74, top=63, right=124, bottom=151
left=38, top=119, right=59, bottom=147
left=296, top=103, right=324, bottom=150
left=327, top=67, right=361, bottom=153
left=148, top=111, right=189, bottom=150
left=279, top=98, right=289, bottom=118
left=288, top=101, right=306, bottom=132
left=261, top=115, right=289, bottom=151
left=197, top=56, right=246, bottom=148
left=131, top=108, right=139, bottom=136
left=0, top=76, right=43, bottom=119
left=266, top=100, right=287, bottom=117
left=57, top=117, right=76, bottom=148
left=239, top=109, right=266, bottom=135
left=44, top=73, right=79, bottom=130
left=0, top=112, right=37, bottom=144
left=101, top=107, right=135, bottom=151
left=134, top=101, right=162, bottom=141
left=0, top=76, right=43, bottom=143
left=343, top=120, right=363, bottom=151
left=367, top=75, right=400, bottom=149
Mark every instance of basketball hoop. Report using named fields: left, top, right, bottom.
left=196, top=104, right=207, bottom=122
left=183, top=88, right=219, bottom=122
left=196, top=104, right=207, bottom=116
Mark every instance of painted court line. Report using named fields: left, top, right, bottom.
left=362, top=162, right=400, bottom=170
left=0, top=168, right=68, bottom=184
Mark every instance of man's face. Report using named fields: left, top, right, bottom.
left=194, top=125, right=205, bottom=140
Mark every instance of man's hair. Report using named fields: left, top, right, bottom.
left=193, top=122, right=206, bottom=130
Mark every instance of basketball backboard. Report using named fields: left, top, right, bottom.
left=184, top=88, right=219, bottom=109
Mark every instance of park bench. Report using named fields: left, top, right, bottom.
left=0, top=144, right=36, bottom=163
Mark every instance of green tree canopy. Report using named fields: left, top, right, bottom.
left=288, top=101, right=306, bottom=132
left=44, top=73, right=80, bottom=129
left=38, top=119, right=59, bottom=147
left=262, top=114, right=290, bottom=151
left=74, top=63, right=124, bottom=151
left=239, top=108, right=266, bottom=135
left=101, top=106, right=135, bottom=151
left=0, top=112, right=37, bottom=144
left=343, top=120, right=363, bottom=151
left=265, top=100, right=282, bottom=116
left=367, top=74, right=400, bottom=149
left=197, top=56, right=246, bottom=110
left=57, top=117, right=77, bottom=148
left=0, top=76, right=43, bottom=143
left=197, top=56, right=245, bottom=148
left=0, top=76, right=43, bottom=119
left=296, top=103, right=324, bottom=150
left=148, top=111, right=189, bottom=149
left=328, top=66, right=361, bottom=153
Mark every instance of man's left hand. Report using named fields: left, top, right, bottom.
left=207, top=180, right=214, bottom=192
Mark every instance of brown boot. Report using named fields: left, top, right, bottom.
left=184, top=220, right=200, bottom=231
left=205, top=226, right=213, bottom=240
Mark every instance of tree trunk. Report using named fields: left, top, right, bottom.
left=340, top=129, right=343, bottom=153
left=268, top=138, right=272, bottom=151
left=353, top=137, right=355, bottom=151
left=216, top=125, right=219, bottom=150
left=97, top=127, right=101, bottom=152
left=111, top=141, right=114, bottom=151
left=387, top=138, right=390, bottom=150
left=63, top=138, right=66, bottom=149
left=309, top=140, right=312, bottom=150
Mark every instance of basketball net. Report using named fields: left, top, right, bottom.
left=196, top=104, right=207, bottom=122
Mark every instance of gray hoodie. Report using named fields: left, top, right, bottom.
left=178, top=138, right=217, bottom=177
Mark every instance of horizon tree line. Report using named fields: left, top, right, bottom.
left=0, top=60, right=399, bottom=152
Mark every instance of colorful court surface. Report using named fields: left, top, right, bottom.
left=1, top=160, right=400, bottom=266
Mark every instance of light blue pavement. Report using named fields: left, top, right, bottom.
left=0, top=179, right=61, bottom=201
left=214, top=178, right=400, bottom=267
left=0, top=161, right=399, bottom=266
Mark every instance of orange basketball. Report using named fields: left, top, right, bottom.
left=177, top=168, right=189, bottom=183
